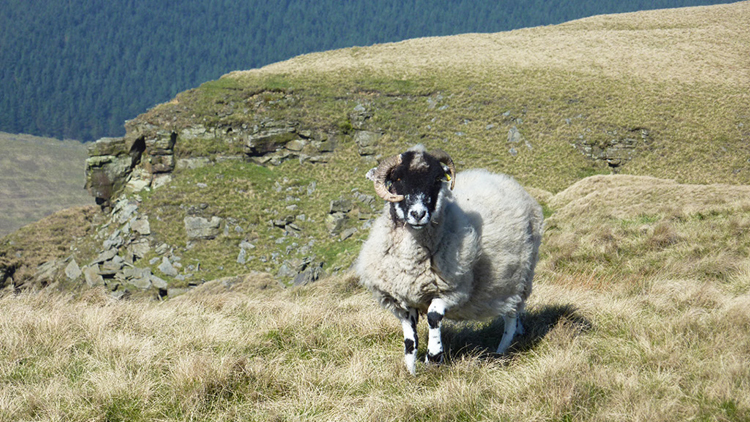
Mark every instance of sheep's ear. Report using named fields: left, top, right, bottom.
left=365, top=168, right=378, bottom=182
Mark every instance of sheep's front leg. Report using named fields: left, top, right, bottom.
left=426, top=298, right=447, bottom=364
left=400, top=308, right=419, bottom=375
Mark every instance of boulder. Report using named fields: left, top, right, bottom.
left=64, top=259, right=82, bottom=280
left=184, top=216, right=222, bottom=240
left=91, top=248, right=119, bottom=265
left=158, top=257, right=179, bottom=277
left=354, top=131, right=381, bottom=156
left=292, top=261, right=324, bottom=286
left=246, top=123, right=298, bottom=156
left=330, top=198, right=352, bottom=214
left=131, top=218, right=151, bottom=236
left=150, top=274, right=168, bottom=290
left=127, top=238, right=151, bottom=259
left=83, top=266, right=104, bottom=287
left=325, top=213, right=348, bottom=234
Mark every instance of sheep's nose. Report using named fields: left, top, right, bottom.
left=410, top=209, right=426, bottom=221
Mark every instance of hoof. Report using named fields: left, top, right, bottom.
left=425, top=352, right=444, bottom=364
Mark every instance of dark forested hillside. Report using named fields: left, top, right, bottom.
left=0, top=0, right=736, bottom=142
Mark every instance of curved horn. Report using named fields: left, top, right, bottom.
left=371, top=154, right=405, bottom=202
left=429, top=149, right=456, bottom=190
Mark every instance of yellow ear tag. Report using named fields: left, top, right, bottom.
left=445, top=174, right=452, bottom=182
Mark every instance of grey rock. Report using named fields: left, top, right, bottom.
left=103, top=235, right=124, bottom=250
left=86, top=137, right=129, bottom=157
left=292, top=262, right=324, bottom=286
left=91, top=248, right=119, bottom=264
left=110, top=290, right=128, bottom=300
left=85, top=154, right=136, bottom=206
left=150, top=275, right=168, bottom=290
left=354, top=131, right=382, bottom=156
left=168, top=288, right=189, bottom=298
left=273, top=215, right=295, bottom=228
left=286, top=139, right=306, bottom=151
left=127, top=238, right=151, bottom=259
left=239, top=241, right=255, bottom=250
left=100, top=259, right=123, bottom=276
left=237, top=248, right=247, bottom=265
left=325, top=213, right=348, bottom=234
left=306, top=182, right=317, bottom=195
left=353, top=191, right=375, bottom=206
left=340, top=228, right=358, bottom=241
left=118, top=202, right=139, bottom=224
left=184, top=216, right=222, bottom=240
left=83, top=266, right=104, bottom=287
left=330, top=199, right=352, bottom=214
left=277, top=258, right=305, bottom=279
left=158, top=257, right=179, bottom=277
left=508, top=126, right=523, bottom=144
left=131, top=218, right=151, bottom=235
left=246, top=124, right=298, bottom=156
left=128, top=276, right=152, bottom=290
left=64, top=259, right=82, bottom=280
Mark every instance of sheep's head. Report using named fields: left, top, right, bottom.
left=366, top=145, right=455, bottom=230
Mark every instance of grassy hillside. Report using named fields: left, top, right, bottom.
left=0, top=3, right=749, bottom=419
left=0, top=132, right=92, bottom=237
left=1, top=177, right=748, bottom=420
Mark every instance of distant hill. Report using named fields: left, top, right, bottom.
left=0, top=0, right=737, bottom=142
left=0, top=132, right=92, bottom=237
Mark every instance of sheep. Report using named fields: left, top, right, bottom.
left=355, top=144, right=543, bottom=374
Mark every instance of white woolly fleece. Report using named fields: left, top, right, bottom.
left=356, top=168, right=544, bottom=322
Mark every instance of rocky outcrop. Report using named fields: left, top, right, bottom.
left=575, top=127, right=651, bottom=169
left=85, top=137, right=141, bottom=207
left=245, top=121, right=336, bottom=165
left=85, top=130, right=176, bottom=208
left=85, top=120, right=337, bottom=208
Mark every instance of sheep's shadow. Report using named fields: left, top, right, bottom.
left=440, top=303, right=592, bottom=363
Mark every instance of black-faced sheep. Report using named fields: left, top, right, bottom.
left=356, top=145, right=543, bottom=374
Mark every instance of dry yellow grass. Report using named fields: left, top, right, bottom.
left=0, top=263, right=748, bottom=421
left=233, top=2, right=750, bottom=88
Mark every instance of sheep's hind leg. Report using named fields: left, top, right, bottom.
left=426, top=298, right=447, bottom=364
left=400, top=308, right=419, bottom=375
left=496, top=314, right=520, bottom=355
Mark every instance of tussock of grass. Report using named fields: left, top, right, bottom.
left=543, top=175, right=750, bottom=282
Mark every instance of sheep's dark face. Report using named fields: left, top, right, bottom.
left=386, top=150, right=451, bottom=230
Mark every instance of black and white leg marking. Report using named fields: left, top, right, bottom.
left=400, top=308, right=419, bottom=375
left=426, top=298, right=447, bottom=364
left=496, top=314, right=522, bottom=354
